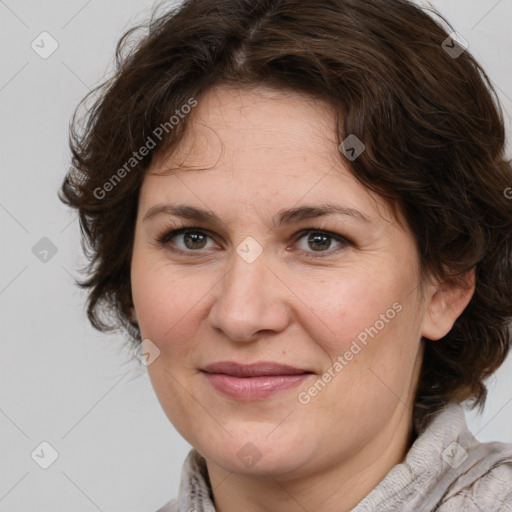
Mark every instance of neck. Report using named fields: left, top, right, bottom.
left=205, top=405, right=415, bottom=512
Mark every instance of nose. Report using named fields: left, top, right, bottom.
left=207, top=248, right=291, bottom=343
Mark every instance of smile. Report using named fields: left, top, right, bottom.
left=200, top=361, right=314, bottom=400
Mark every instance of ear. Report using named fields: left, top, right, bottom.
left=420, top=268, right=475, bottom=341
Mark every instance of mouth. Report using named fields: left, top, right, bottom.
left=200, top=361, right=315, bottom=400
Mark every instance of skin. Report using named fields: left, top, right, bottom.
left=130, top=85, right=474, bottom=512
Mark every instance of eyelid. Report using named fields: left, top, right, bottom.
left=291, top=228, right=351, bottom=257
left=156, top=224, right=352, bottom=256
left=157, top=227, right=220, bottom=251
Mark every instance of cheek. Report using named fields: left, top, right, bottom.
left=311, top=280, right=423, bottom=414
left=291, top=269, right=396, bottom=356
left=130, top=259, right=210, bottom=436
left=131, top=257, right=212, bottom=356
left=296, top=264, right=423, bottom=409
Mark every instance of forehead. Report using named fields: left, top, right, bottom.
left=158, top=85, right=338, bottom=170
left=139, top=85, right=399, bottom=228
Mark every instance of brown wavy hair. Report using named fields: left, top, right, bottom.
left=59, top=0, right=512, bottom=423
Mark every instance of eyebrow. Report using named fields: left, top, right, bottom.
left=143, top=203, right=372, bottom=228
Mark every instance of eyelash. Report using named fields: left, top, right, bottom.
left=155, top=225, right=352, bottom=258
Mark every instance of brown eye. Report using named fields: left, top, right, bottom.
left=157, top=226, right=350, bottom=257
left=306, top=232, right=332, bottom=251
left=158, top=228, right=215, bottom=252
left=294, top=230, right=349, bottom=256
left=180, top=231, right=209, bottom=250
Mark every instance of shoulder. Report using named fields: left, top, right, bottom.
left=437, top=447, right=512, bottom=511
left=153, top=498, right=177, bottom=512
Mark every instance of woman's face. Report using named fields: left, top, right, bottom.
left=131, top=85, right=437, bottom=479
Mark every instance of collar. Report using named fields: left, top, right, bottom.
left=164, top=403, right=511, bottom=512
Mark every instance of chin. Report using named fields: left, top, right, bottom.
left=209, top=448, right=304, bottom=477
left=195, top=428, right=314, bottom=477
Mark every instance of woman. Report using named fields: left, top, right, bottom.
left=59, top=0, right=512, bottom=510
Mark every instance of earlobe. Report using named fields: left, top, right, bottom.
left=421, top=268, right=475, bottom=341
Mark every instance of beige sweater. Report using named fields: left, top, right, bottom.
left=156, top=403, right=512, bottom=511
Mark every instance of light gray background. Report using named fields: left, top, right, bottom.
left=1, top=1, right=511, bottom=511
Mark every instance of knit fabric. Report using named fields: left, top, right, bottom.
left=155, top=403, right=512, bottom=511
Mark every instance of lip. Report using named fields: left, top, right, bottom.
left=200, top=361, right=314, bottom=400
left=202, top=361, right=312, bottom=377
